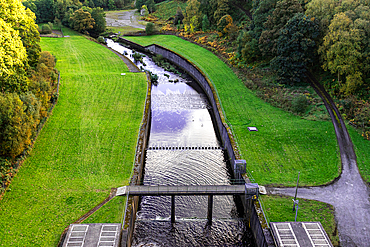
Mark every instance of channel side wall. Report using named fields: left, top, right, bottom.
left=124, top=72, right=152, bottom=247
left=118, top=37, right=275, bottom=247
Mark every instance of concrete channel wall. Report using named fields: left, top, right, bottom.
left=124, top=72, right=152, bottom=247
left=118, top=37, right=275, bottom=247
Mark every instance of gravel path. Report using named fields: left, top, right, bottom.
left=269, top=73, right=370, bottom=247
left=106, top=10, right=146, bottom=30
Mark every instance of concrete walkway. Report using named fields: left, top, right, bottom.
left=269, top=73, right=370, bottom=247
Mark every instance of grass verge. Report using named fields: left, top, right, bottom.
left=0, top=28, right=147, bottom=246
left=348, top=126, right=370, bottom=183
left=125, top=35, right=341, bottom=187
left=261, top=195, right=339, bottom=246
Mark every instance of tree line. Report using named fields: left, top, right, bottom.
left=0, top=0, right=58, bottom=192
left=22, top=0, right=135, bottom=37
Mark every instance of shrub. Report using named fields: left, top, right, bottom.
left=41, top=24, right=52, bottom=34
left=292, top=95, right=308, bottom=114
left=132, top=52, right=144, bottom=63
left=145, top=22, right=155, bottom=35
left=97, top=36, right=106, bottom=44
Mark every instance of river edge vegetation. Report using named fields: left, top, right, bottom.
left=0, top=28, right=147, bottom=246
left=124, top=34, right=339, bottom=244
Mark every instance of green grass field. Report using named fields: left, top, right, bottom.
left=262, top=195, right=339, bottom=245
left=125, top=35, right=341, bottom=187
left=0, top=29, right=147, bottom=246
left=153, top=0, right=188, bottom=20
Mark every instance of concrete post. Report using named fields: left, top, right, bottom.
left=207, top=195, right=213, bottom=225
left=171, top=195, right=175, bottom=224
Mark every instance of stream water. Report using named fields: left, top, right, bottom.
left=107, top=39, right=255, bottom=246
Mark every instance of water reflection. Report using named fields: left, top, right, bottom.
left=106, top=39, right=254, bottom=247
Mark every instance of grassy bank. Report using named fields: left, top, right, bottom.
left=125, top=35, right=340, bottom=187
left=0, top=29, right=147, bottom=246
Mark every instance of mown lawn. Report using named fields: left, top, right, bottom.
left=125, top=35, right=341, bottom=187
left=348, top=127, right=370, bottom=183
left=262, top=195, right=339, bottom=246
left=0, top=29, right=147, bottom=246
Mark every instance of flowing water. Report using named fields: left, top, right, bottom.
left=107, top=39, right=255, bottom=246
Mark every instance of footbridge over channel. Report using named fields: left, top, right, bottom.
left=116, top=183, right=259, bottom=224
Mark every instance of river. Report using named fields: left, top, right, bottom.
left=107, top=39, right=255, bottom=247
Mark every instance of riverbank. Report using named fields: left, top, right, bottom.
left=0, top=28, right=147, bottom=246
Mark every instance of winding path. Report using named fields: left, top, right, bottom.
left=269, top=72, right=370, bottom=246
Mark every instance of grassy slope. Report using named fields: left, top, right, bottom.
left=0, top=29, right=147, bottom=246
left=348, top=127, right=370, bottom=183
left=125, top=35, right=340, bottom=187
left=153, top=0, right=188, bottom=20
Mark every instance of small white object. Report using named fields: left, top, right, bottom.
left=248, top=127, right=258, bottom=131
left=121, top=73, right=126, bottom=75
left=116, top=186, right=127, bottom=196
left=259, top=186, right=267, bottom=195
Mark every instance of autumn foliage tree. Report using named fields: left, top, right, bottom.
left=69, top=8, right=95, bottom=33
left=319, top=13, right=363, bottom=95
left=0, top=0, right=57, bottom=190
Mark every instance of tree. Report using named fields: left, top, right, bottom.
left=135, top=0, right=145, bottom=11
left=214, top=0, right=229, bottom=23
left=174, top=7, right=184, bottom=25
left=0, top=19, right=28, bottom=93
left=0, top=93, right=36, bottom=158
left=305, top=0, right=337, bottom=30
left=146, top=0, right=156, bottom=13
left=89, top=7, right=106, bottom=37
left=0, top=0, right=41, bottom=68
left=271, top=13, right=321, bottom=84
left=70, top=8, right=95, bottom=33
left=217, top=14, right=237, bottom=39
left=319, top=12, right=363, bottom=95
left=259, top=0, right=303, bottom=58
left=145, top=22, right=155, bottom=35
left=183, top=0, right=202, bottom=32
left=33, top=0, right=54, bottom=23
left=228, top=0, right=253, bottom=20
left=202, top=14, right=210, bottom=31
left=108, top=0, right=116, bottom=10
